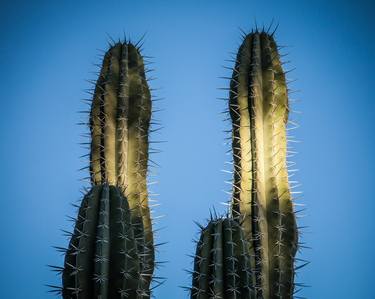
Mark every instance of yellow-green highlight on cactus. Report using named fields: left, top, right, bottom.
left=228, top=30, right=298, bottom=298
left=89, top=41, right=154, bottom=286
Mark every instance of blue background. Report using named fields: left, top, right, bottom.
left=1, top=0, right=374, bottom=298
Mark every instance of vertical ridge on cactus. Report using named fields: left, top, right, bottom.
left=229, top=31, right=298, bottom=298
left=89, top=42, right=154, bottom=287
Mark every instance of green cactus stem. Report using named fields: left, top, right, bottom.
left=62, top=184, right=149, bottom=298
left=229, top=31, right=298, bottom=298
left=191, top=218, right=254, bottom=299
left=89, top=41, right=154, bottom=285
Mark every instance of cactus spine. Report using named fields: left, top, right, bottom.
left=229, top=31, right=298, bottom=298
left=191, top=218, right=254, bottom=299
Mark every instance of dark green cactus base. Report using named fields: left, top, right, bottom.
left=62, top=184, right=150, bottom=299
left=191, top=218, right=255, bottom=299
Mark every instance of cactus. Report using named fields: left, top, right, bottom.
left=191, top=218, right=254, bottom=299
left=228, top=30, right=298, bottom=298
left=89, top=41, right=154, bottom=287
left=62, top=184, right=148, bottom=298
left=48, top=41, right=156, bottom=298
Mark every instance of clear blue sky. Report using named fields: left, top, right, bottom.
left=1, top=0, right=374, bottom=298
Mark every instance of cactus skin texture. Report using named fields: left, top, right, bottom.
left=89, top=42, right=154, bottom=287
left=63, top=184, right=150, bottom=299
left=191, top=218, right=255, bottom=299
left=228, top=31, right=298, bottom=298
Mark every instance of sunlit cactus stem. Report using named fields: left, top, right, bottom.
left=229, top=31, right=298, bottom=298
left=191, top=218, right=255, bottom=299
left=89, top=41, right=154, bottom=286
